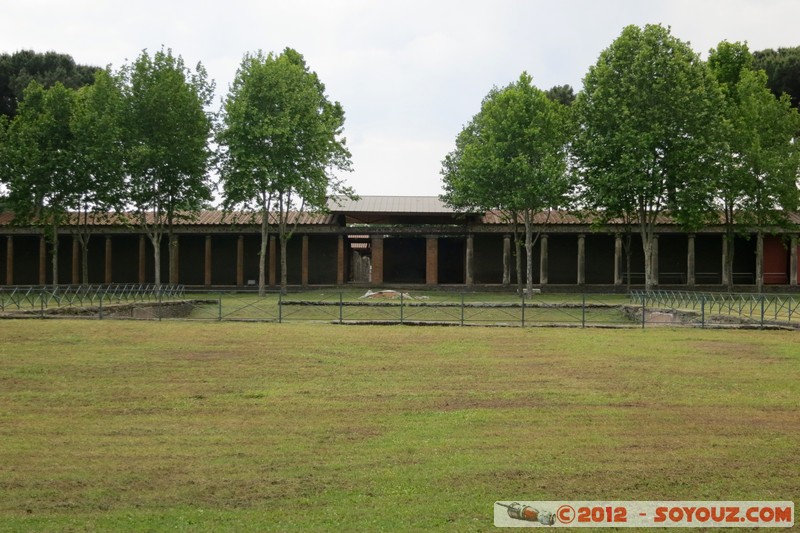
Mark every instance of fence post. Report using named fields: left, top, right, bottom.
left=460, top=293, right=464, bottom=326
left=400, top=292, right=404, bottom=324
left=278, top=292, right=282, bottom=324
left=701, top=295, right=705, bottom=328
left=218, top=293, right=222, bottom=321
left=581, top=293, right=586, bottom=328
left=339, top=292, right=343, bottom=325
left=760, top=295, right=765, bottom=328
left=641, top=293, right=646, bottom=329
left=40, top=292, right=44, bottom=319
left=99, top=294, right=103, bottom=320
left=158, top=289, right=162, bottom=322
left=521, top=294, right=525, bottom=328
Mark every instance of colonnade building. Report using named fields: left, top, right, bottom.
left=1, top=196, right=799, bottom=290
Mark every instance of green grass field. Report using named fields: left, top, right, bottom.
left=0, top=321, right=798, bottom=531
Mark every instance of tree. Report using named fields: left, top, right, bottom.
left=119, top=48, right=214, bottom=287
left=3, top=81, right=77, bottom=285
left=0, top=50, right=98, bottom=119
left=441, top=72, right=572, bottom=297
left=752, top=46, right=800, bottom=109
left=574, top=24, right=724, bottom=291
left=70, top=69, right=127, bottom=284
left=710, top=41, right=800, bottom=291
left=218, top=48, right=353, bottom=295
left=545, top=84, right=576, bottom=106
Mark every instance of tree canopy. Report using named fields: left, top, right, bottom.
left=0, top=50, right=98, bottom=119
left=441, top=72, right=572, bottom=296
left=753, top=46, right=800, bottom=109
left=218, top=48, right=353, bottom=294
left=574, top=24, right=724, bottom=290
left=120, top=47, right=215, bottom=286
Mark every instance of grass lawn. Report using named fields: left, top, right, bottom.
left=0, top=321, right=798, bottom=531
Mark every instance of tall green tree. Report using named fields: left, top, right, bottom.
left=0, top=50, right=98, bottom=119
left=70, top=69, right=127, bottom=284
left=218, top=48, right=353, bottom=295
left=710, top=41, right=800, bottom=291
left=574, top=24, right=724, bottom=291
left=441, top=72, right=572, bottom=297
left=3, top=81, right=77, bottom=285
left=752, top=46, right=800, bottom=109
left=119, top=48, right=214, bottom=286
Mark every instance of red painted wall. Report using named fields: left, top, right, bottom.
left=763, top=236, right=788, bottom=284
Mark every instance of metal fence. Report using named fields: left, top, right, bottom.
left=0, top=284, right=186, bottom=316
left=2, top=286, right=799, bottom=329
left=630, top=290, right=800, bottom=328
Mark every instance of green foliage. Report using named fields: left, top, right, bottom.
left=545, top=84, right=576, bottom=106
left=575, top=24, right=724, bottom=290
left=442, top=72, right=572, bottom=295
left=119, top=47, right=215, bottom=285
left=0, top=50, right=99, bottom=119
left=709, top=41, right=800, bottom=290
left=441, top=73, right=572, bottom=217
left=218, top=48, right=353, bottom=293
left=752, top=46, right=800, bottom=108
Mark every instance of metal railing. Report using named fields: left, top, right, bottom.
left=630, top=290, right=800, bottom=327
left=0, top=284, right=185, bottom=312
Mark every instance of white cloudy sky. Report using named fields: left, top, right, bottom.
left=4, top=0, right=800, bottom=197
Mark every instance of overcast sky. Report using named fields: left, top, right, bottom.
left=5, top=0, right=800, bottom=197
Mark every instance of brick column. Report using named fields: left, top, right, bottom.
left=104, top=236, right=113, bottom=284
left=138, top=235, right=147, bottom=284
left=301, top=235, right=309, bottom=287
left=502, top=235, right=511, bottom=286
left=236, top=235, right=244, bottom=287
left=371, top=237, right=383, bottom=285
left=426, top=236, right=438, bottom=286
left=39, top=236, right=47, bottom=285
left=539, top=234, right=548, bottom=285
left=687, top=234, right=696, bottom=287
left=465, top=234, right=474, bottom=286
left=614, top=234, right=622, bottom=286
left=204, top=235, right=212, bottom=287
left=577, top=234, right=585, bottom=285
left=337, top=235, right=345, bottom=286
left=791, top=235, right=798, bottom=287
left=5, top=236, right=13, bottom=285
left=269, top=235, right=277, bottom=287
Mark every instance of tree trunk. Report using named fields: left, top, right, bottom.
left=258, top=213, right=269, bottom=297
left=151, top=234, right=162, bottom=288
left=642, top=231, right=654, bottom=292
left=725, top=227, right=735, bottom=293
left=624, top=232, right=632, bottom=293
left=51, top=224, right=59, bottom=288
left=524, top=211, right=534, bottom=299
left=280, top=234, right=288, bottom=295
left=168, top=229, right=177, bottom=285
left=514, top=237, right=523, bottom=296
left=80, top=234, right=90, bottom=286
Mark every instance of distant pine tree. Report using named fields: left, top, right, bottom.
left=753, top=46, right=800, bottom=108
left=0, top=50, right=99, bottom=118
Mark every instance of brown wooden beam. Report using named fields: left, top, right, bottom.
left=204, top=235, right=212, bottom=286
left=105, top=236, right=113, bottom=284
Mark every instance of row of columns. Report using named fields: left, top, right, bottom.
left=366, top=233, right=800, bottom=287
left=5, top=232, right=800, bottom=287
left=3, top=234, right=348, bottom=287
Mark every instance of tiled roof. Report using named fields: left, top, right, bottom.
left=0, top=210, right=336, bottom=227
left=328, top=195, right=462, bottom=214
